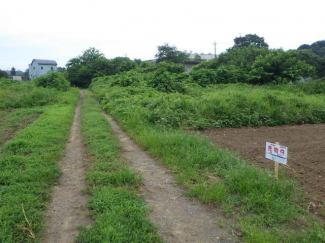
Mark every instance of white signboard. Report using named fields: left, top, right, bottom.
left=265, top=142, right=288, bottom=165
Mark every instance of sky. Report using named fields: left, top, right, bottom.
left=1, top=0, right=324, bottom=71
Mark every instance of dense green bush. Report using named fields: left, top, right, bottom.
left=91, top=75, right=325, bottom=129
left=190, top=68, right=217, bottom=86
left=249, top=50, right=316, bottom=84
left=0, top=78, right=73, bottom=110
left=33, top=72, right=70, bottom=91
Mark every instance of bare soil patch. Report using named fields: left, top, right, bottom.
left=0, top=112, right=40, bottom=147
left=105, top=114, right=234, bottom=243
left=198, top=124, right=325, bottom=219
left=41, top=91, right=91, bottom=243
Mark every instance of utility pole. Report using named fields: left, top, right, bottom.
left=213, top=41, right=217, bottom=58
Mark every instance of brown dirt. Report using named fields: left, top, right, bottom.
left=0, top=113, right=40, bottom=147
left=41, top=91, right=91, bottom=243
left=105, top=114, right=234, bottom=243
left=198, top=124, right=325, bottom=219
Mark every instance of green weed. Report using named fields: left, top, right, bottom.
left=0, top=88, right=79, bottom=242
left=77, top=91, right=161, bottom=242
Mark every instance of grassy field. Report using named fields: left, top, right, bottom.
left=77, top=91, right=161, bottom=242
left=91, top=76, right=325, bottom=242
left=0, top=79, right=79, bottom=242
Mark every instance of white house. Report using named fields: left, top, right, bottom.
left=29, top=59, right=57, bottom=79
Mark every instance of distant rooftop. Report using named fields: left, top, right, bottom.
left=31, top=59, right=57, bottom=65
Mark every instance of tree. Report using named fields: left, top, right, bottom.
left=0, top=69, right=8, bottom=78
left=66, top=47, right=110, bottom=87
left=106, top=57, right=137, bottom=75
left=298, top=40, right=325, bottom=57
left=10, top=67, right=16, bottom=76
left=249, top=50, right=316, bottom=84
left=233, top=34, right=269, bottom=49
left=23, top=69, right=29, bottom=80
left=155, top=43, right=189, bottom=63
left=33, top=71, right=70, bottom=91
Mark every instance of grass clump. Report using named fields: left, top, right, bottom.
left=0, top=88, right=79, bottom=242
left=77, top=91, right=161, bottom=243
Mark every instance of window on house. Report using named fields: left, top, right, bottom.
left=41, top=66, right=43, bottom=70
left=51, top=67, right=53, bottom=70
left=33, top=67, right=35, bottom=70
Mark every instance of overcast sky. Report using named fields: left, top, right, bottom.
left=1, top=0, right=324, bottom=71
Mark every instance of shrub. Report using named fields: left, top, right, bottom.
left=33, top=72, right=70, bottom=91
left=190, top=68, right=217, bottom=86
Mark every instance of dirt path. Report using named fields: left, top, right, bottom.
left=105, top=114, right=233, bottom=243
left=41, top=91, right=91, bottom=243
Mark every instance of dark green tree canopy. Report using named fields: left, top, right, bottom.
left=10, top=67, right=16, bottom=76
left=155, top=43, right=189, bottom=63
left=0, top=69, right=8, bottom=78
left=298, top=40, right=325, bottom=57
left=233, top=34, right=269, bottom=49
left=66, top=48, right=137, bottom=87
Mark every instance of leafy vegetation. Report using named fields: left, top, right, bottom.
left=65, top=47, right=137, bottom=88
left=0, top=78, right=70, bottom=110
left=77, top=91, right=161, bottom=243
left=298, top=40, right=325, bottom=57
left=33, top=71, right=70, bottom=91
left=90, top=65, right=325, bottom=241
left=91, top=73, right=325, bottom=129
left=155, top=43, right=189, bottom=63
left=233, top=34, right=269, bottom=49
left=0, top=87, right=79, bottom=242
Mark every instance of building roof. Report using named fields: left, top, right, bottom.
left=31, top=59, right=57, bottom=65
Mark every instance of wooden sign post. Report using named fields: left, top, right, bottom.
left=265, top=142, right=288, bottom=181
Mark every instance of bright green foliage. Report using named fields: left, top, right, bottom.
left=91, top=75, right=325, bottom=129
left=0, top=89, right=79, bottom=242
left=33, top=71, right=70, bottom=91
left=249, top=50, right=316, bottom=84
left=0, top=78, right=68, bottom=110
left=77, top=91, right=161, bottom=243
left=293, top=49, right=325, bottom=77
left=233, top=34, right=269, bottom=49
left=155, top=43, right=189, bottom=63
left=191, top=47, right=316, bottom=85
left=190, top=68, right=217, bottom=86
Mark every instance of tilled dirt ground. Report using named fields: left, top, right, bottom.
left=105, top=114, right=235, bottom=243
left=41, top=91, right=91, bottom=243
left=199, top=124, right=325, bottom=219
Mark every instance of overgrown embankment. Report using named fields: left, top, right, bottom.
left=77, top=91, right=161, bottom=242
left=90, top=75, right=325, bottom=242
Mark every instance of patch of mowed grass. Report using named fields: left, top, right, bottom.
left=0, top=88, right=79, bottom=242
left=90, top=89, right=325, bottom=241
left=77, top=91, right=161, bottom=243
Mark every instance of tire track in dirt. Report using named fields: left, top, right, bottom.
left=41, top=90, right=91, bottom=243
left=105, top=114, right=233, bottom=243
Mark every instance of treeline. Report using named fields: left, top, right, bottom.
left=63, top=35, right=325, bottom=89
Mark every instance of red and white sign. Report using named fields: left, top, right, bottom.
left=265, top=142, right=288, bottom=165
